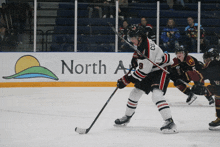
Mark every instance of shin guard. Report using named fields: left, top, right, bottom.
left=125, top=88, right=144, bottom=116
left=152, top=89, right=172, bottom=120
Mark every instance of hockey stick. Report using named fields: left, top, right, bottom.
left=75, top=68, right=133, bottom=134
left=177, top=79, right=192, bottom=88
left=107, top=22, right=170, bottom=74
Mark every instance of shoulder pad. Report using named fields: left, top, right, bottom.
left=146, top=24, right=153, bottom=29
left=185, top=55, right=195, bottom=66
left=171, top=58, right=179, bottom=67
left=119, top=27, right=124, bottom=30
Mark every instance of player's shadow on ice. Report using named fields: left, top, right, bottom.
left=112, top=125, right=159, bottom=133
left=169, top=102, right=212, bottom=107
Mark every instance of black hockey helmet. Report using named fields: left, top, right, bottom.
left=175, top=45, right=187, bottom=55
left=203, top=48, right=219, bottom=61
left=128, top=25, right=146, bottom=39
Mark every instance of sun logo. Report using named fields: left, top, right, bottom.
left=3, top=55, right=58, bottom=80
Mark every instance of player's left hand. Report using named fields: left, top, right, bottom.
left=131, top=57, right=138, bottom=69
left=191, top=85, right=207, bottom=95
left=117, top=75, right=130, bottom=89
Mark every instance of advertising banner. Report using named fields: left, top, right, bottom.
left=0, top=53, right=204, bottom=87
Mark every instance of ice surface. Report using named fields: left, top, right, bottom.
left=0, top=87, right=220, bottom=147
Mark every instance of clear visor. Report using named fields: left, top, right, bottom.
left=175, top=51, right=185, bottom=55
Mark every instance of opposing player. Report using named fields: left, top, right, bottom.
left=169, top=45, right=214, bottom=105
left=191, top=48, right=220, bottom=130
left=115, top=28, right=178, bottom=134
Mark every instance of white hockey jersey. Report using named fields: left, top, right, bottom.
left=131, top=38, right=173, bottom=81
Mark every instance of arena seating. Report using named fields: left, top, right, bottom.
left=50, top=1, right=220, bottom=52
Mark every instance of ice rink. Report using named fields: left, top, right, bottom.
left=1, top=87, right=220, bottom=147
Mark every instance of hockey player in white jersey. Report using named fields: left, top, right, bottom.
left=115, top=27, right=178, bottom=134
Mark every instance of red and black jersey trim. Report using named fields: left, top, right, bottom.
left=152, top=53, right=170, bottom=68
left=147, top=38, right=150, bottom=58
left=159, top=67, right=167, bottom=90
left=133, top=69, right=148, bottom=79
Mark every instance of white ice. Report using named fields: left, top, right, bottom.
left=1, top=87, right=220, bottom=147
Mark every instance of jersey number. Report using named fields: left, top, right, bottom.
left=139, top=63, right=143, bottom=69
left=150, top=44, right=155, bottom=50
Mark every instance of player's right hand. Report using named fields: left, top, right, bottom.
left=117, top=75, right=130, bottom=89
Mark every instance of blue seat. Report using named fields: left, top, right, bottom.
left=56, top=18, right=115, bottom=26
left=50, top=43, right=62, bottom=52
left=201, top=19, right=220, bottom=27
left=126, top=18, right=140, bottom=25
left=54, top=26, right=91, bottom=34
left=51, top=43, right=75, bottom=52
left=57, top=10, right=74, bottom=17
left=206, top=36, right=218, bottom=45
left=59, top=3, right=75, bottom=9
left=59, top=2, right=88, bottom=9
left=160, top=11, right=197, bottom=18
left=57, top=10, right=88, bottom=17
left=52, top=34, right=77, bottom=44
left=91, top=26, right=114, bottom=34
left=137, top=10, right=157, bottom=18
left=78, top=18, right=115, bottom=26
left=78, top=26, right=91, bottom=34
left=204, top=27, right=220, bottom=35
left=52, top=35, right=68, bottom=43
left=54, top=26, right=75, bottom=33
left=79, top=35, right=115, bottom=44
left=56, top=18, right=75, bottom=25
left=77, top=44, right=90, bottom=52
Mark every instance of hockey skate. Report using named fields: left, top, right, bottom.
left=186, top=92, right=197, bottom=105
left=160, top=118, right=178, bottom=134
left=114, top=113, right=134, bottom=126
left=209, top=117, right=220, bottom=130
left=206, top=96, right=215, bottom=106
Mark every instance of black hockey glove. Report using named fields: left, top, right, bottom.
left=191, top=85, right=208, bottom=95
left=175, top=79, right=184, bottom=86
left=131, top=57, right=138, bottom=69
left=117, top=75, right=130, bottom=89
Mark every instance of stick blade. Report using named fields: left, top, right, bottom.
left=75, top=127, right=88, bottom=134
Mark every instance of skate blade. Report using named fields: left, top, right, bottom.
left=162, top=128, right=178, bottom=134
left=188, top=97, right=197, bottom=105
left=209, top=103, right=215, bottom=107
left=209, top=126, right=220, bottom=131
left=114, top=123, right=128, bottom=127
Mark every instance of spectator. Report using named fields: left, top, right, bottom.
left=118, top=0, right=128, bottom=20
left=12, top=2, right=31, bottom=44
left=0, top=3, right=7, bottom=27
left=0, top=11, right=5, bottom=25
left=161, top=18, right=181, bottom=52
left=118, top=20, right=133, bottom=52
left=88, top=0, right=103, bottom=18
left=0, top=23, right=17, bottom=51
left=167, top=0, right=174, bottom=11
left=103, top=0, right=114, bottom=18
left=185, top=17, right=206, bottom=52
left=134, top=17, right=155, bottom=42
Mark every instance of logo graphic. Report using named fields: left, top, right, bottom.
left=3, top=55, right=58, bottom=80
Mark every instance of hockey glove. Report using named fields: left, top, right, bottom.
left=117, top=75, right=130, bottom=89
left=191, top=85, right=209, bottom=95
left=175, top=79, right=185, bottom=86
left=131, top=57, right=138, bottom=69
